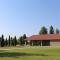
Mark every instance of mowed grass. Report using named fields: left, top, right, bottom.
left=0, top=46, right=60, bottom=60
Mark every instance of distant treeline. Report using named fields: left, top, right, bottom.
left=39, top=25, right=60, bottom=34
left=0, top=34, right=26, bottom=47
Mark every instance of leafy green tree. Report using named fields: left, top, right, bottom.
left=56, top=29, right=60, bottom=34
left=39, top=26, right=48, bottom=34
left=1, top=34, right=5, bottom=47
left=49, top=26, right=54, bottom=34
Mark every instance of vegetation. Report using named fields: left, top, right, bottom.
left=39, top=26, right=48, bottom=34
left=0, top=34, right=27, bottom=47
left=13, top=36, right=17, bottom=46
left=19, top=36, right=23, bottom=45
left=49, top=26, right=54, bottom=34
left=56, top=28, right=60, bottom=34
left=39, top=26, right=60, bottom=35
left=8, top=35, right=11, bottom=46
left=1, top=34, right=4, bottom=47
left=18, top=34, right=26, bottom=45
left=5, top=38, right=8, bottom=47
left=0, top=46, right=60, bottom=60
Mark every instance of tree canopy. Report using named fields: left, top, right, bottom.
left=56, top=28, right=60, bottom=34
left=39, top=26, right=48, bottom=34
left=49, top=26, right=54, bottom=34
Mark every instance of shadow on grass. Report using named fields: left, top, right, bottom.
left=0, top=52, right=48, bottom=58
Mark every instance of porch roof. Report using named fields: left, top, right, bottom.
left=26, top=34, right=60, bottom=41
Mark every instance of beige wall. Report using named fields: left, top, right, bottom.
left=50, top=40, right=60, bottom=46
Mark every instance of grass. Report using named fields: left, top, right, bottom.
left=0, top=46, right=60, bottom=60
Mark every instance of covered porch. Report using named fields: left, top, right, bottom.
left=25, top=40, right=50, bottom=46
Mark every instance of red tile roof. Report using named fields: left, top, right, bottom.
left=26, top=34, right=60, bottom=41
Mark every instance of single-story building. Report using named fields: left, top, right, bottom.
left=25, top=34, right=60, bottom=46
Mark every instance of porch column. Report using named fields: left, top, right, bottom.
left=41, top=41, right=42, bottom=46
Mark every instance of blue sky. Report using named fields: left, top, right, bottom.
left=0, top=0, right=60, bottom=38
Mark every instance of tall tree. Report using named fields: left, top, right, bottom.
left=19, top=34, right=26, bottom=45
left=14, top=36, right=17, bottom=46
left=0, top=38, right=2, bottom=47
left=5, top=38, right=8, bottom=47
left=49, top=26, right=54, bottom=34
left=11, top=37, right=15, bottom=46
left=19, top=36, right=23, bottom=45
left=1, top=34, right=4, bottom=47
left=39, top=26, right=48, bottom=34
left=23, top=34, right=26, bottom=39
left=22, top=34, right=26, bottom=44
left=56, top=29, right=60, bottom=34
left=8, top=35, right=11, bottom=46
left=11, top=37, right=13, bottom=46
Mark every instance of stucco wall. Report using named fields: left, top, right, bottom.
left=50, top=40, right=60, bottom=46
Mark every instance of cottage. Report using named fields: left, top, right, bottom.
left=25, top=34, right=60, bottom=46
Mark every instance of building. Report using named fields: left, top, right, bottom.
left=25, top=34, right=60, bottom=46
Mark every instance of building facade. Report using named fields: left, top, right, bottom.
left=25, top=34, right=60, bottom=46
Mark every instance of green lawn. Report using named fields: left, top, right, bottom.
left=0, top=46, right=60, bottom=60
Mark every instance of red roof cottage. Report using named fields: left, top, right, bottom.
left=25, top=34, right=60, bottom=46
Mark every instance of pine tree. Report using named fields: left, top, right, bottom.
left=1, top=34, right=4, bottom=47
left=5, top=38, right=8, bottom=47
left=22, top=34, right=26, bottom=44
left=56, top=29, right=60, bottom=34
left=49, top=26, right=54, bottom=34
left=11, top=37, right=13, bottom=46
left=14, top=36, right=17, bottom=46
left=19, top=36, right=23, bottom=45
left=8, top=35, right=11, bottom=46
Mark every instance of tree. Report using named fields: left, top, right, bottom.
left=11, top=37, right=15, bottom=46
left=56, top=29, right=60, bottom=34
left=11, top=37, right=13, bottom=46
left=8, top=35, right=11, bottom=46
left=19, top=36, right=23, bottom=45
left=49, top=26, right=54, bottom=34
left=39, top=26, right=48, bottom=34
left=5, top=38, right=8, bottom=47
left=23, top=34, right=26, bottom=39
left=14, top=36, right=17, bottom=46
left=22, top=34, right=26, bottom=44
left=1, top=34, right=5, bottom=47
